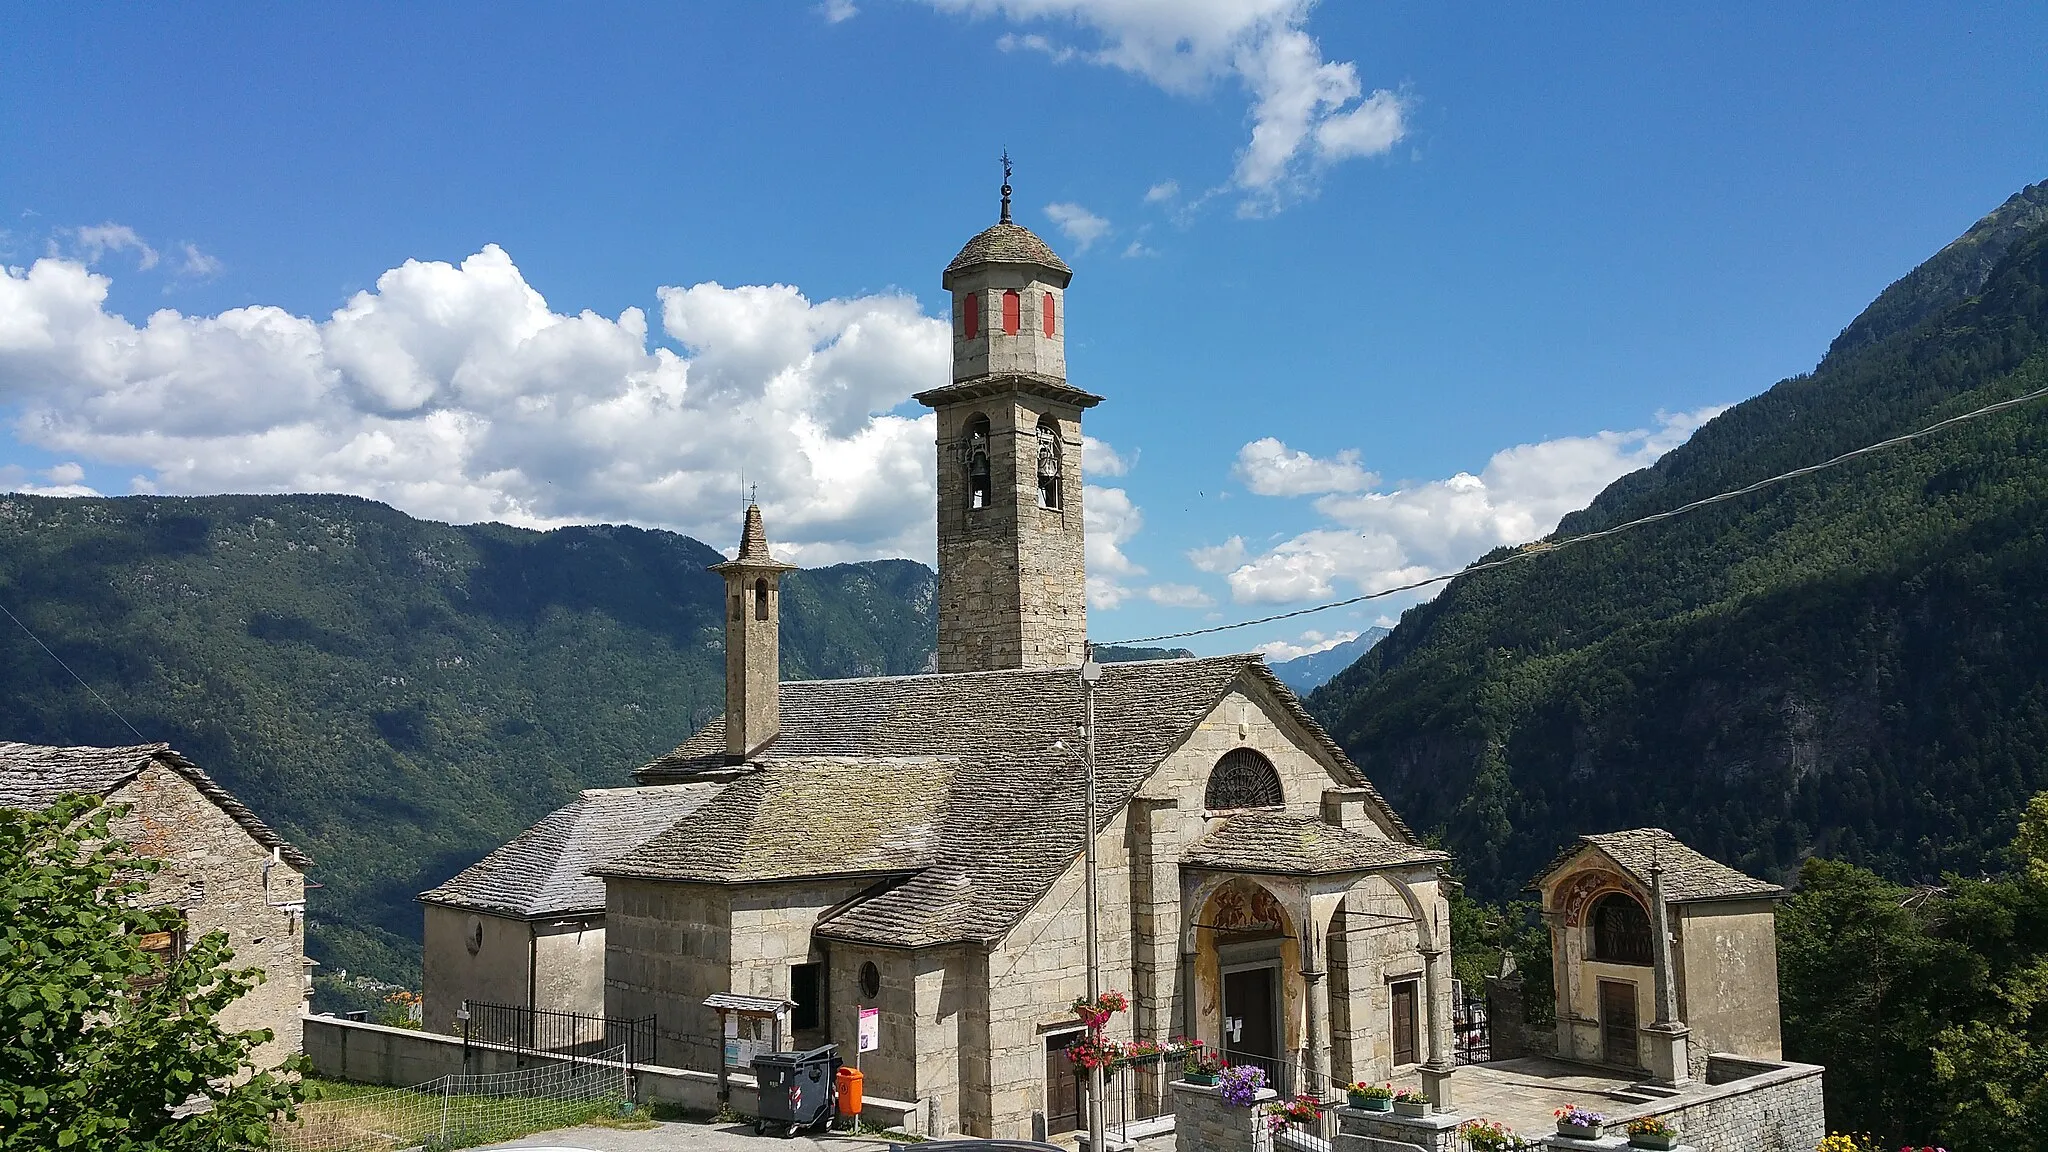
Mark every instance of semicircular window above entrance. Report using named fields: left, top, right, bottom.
left=1204, top=748, right=1284, bottom=810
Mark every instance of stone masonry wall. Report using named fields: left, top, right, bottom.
left=108, top=762, right=307, bottom=1071
left=1608, top=1057, right=1826, bottom=1152
left=604, top=878, right=732, bottom=1068
left=1173, top=1080, right=1277, bottom=1152
left=932, top=394, right=1087, bottom=672
left=421, top=904, right=532, bottom=1034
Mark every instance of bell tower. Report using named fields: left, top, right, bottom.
left=915, top=160, right=1102, bottom=672
left=710, top=502, right=795, bottom=762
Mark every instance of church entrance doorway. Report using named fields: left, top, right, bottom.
left=1044, top=1032, right=1082, bottom=1134
left=1599, top=980, right=1639, bottom=1067
left=1222, top=965, right=1280, bottom=1086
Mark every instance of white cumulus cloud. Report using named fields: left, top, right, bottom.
left=1083, top=482, right=1144, bottom=608
left=1082, top=434, right=1130, bottom=476
left=819, top=0, right=859, bottom=22
left=1253, top=627, right=1358, bottom=662
left=1234, top=436, right=1375, bottom=496
left=1209, top=407, right=1726, bottom=604
left=1043, top=202, right=1112, bottom=252
left=926, top=0, right=1405, bottom=211
left=0, top=246, right=953, bottom=564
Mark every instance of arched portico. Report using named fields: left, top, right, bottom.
left=1178, top=811, right=1458, bottom=1103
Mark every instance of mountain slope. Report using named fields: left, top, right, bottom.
left=1309, top=181, right=2048, bottom=897
left=0, top=493, right=936, bottom=982
left=1272, top=628, right=1390, bottom=694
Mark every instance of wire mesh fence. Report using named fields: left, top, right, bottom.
left=273, top=1046, right=630, bottom=1152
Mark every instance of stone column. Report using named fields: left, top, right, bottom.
left=1642, top=859, right=1692, bottom=1087
left=1300, top=896, right=1329, bottom=1098
left=1418, top=947, right=1454, bottom=1110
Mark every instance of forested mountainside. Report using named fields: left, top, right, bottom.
left=0, top=493, right=936, bottom=983
left=1309, top=180, right=2048, bottom=899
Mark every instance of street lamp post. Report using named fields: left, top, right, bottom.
left=1080, top=645, right=1104, bottom=1152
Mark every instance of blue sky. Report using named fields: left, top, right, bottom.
left=3, top=3, right=2044, bottom=658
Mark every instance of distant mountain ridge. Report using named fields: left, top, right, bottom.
left=1308, top=180, right=2048, bottom=899
left=1270, top=629, right=1391, bottom=694
left=0, top=493, right=938, bottom=984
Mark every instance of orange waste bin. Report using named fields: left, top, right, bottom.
left=835, top=1066, right=864, bottom=1119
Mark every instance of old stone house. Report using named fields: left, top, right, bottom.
left=0, top=741, right=313, bottom=1070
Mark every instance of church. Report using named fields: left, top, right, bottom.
left=420, top=180, right=1804, bottom=1144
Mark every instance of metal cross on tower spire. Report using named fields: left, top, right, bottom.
left=1000, top=149, right=1013, bottom=223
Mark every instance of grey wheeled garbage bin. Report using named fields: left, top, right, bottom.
left=751, top=1045, right=842, bottom=1137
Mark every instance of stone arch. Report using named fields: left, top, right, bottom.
left=1589, top=891, right=1653, bottom=965
left=1035, top=417, right=1063, bottom=510
left=1204, top=747, right=1284, bottom=810
left=963, top=413, right=993, bottom=511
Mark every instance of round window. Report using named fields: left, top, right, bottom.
left=465, top=916, right=484, bottom=956
left=859, top=961, right=881, bottom=1000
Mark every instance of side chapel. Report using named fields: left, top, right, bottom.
left=423, top=176, right=1797, bottom=1141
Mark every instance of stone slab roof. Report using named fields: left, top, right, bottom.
left=419, top=783, right=723, bottom=919
left=912, top=373, right=1104, bottom=412
left=1527, top=827, right=1784, bottom=904
left=1182, top=811, right=1448, bottom=876
left=943, top=222, right=1072, bottom=286
left=599, top=757, right=960, bottom=885
left=630, top=656, right=1415, bottom=947
left=0, top=740, right=312, bottom=868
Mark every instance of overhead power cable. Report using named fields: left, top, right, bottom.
left=0, top=598, right=149, bottom=742
left=1103, top=382, right=2048, bottom=647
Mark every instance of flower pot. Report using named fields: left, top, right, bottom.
left=1183, top=1071, right=1218, bottom=1086
left=1628, top=1134, right=1679, bottom=1150
left=1557, top=1121, right=1604, bottom=1140
left=1393, top=1101, right=1430, bottom=1118
left=1349, top=1095, right=1392, bottom=1112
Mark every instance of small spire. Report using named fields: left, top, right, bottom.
left=1000, top=149, right=1013, bottom=224
left=737, top=502, right=770, bottom=560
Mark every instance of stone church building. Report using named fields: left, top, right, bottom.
left=425, top=184, right=1802, bottom=1142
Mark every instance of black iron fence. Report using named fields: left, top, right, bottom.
left=1097, top=1050, right=1184, bottom=1142
left=1217, top=1050, right=1340, bottom=1152
left=1453, top=988, right=1490, bottom=1065
left=461, top=1000, right=658, bottom=1069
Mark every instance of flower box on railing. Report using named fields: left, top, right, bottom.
left=1624, top=1116, right=1681, bottom=1150
left=1391, top=1088, right=1431, bottom=1118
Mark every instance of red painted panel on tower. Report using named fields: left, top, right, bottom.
left=1002, top=290, right=1021, bottom=335
left=1042, top=293, right=1055, bottom=337
left=964, top=294, right=979, bottom=340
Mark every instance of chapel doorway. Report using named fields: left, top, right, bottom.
left=1044, top=1033, right=1081, bottom=1134
left=1599, top=980, right=1639, bottom=1067
left=1222, top=966, right=1280, bottom=1085
left=1390, top=980, right=1419, bottom=1066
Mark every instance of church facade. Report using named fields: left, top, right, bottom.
left=421, top=183, right=1803, bottom=1143
left=588, top=184, right=1461, bottom=1136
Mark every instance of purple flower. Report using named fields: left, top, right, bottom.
left=1217, top=1064, right=1268, bottom=1107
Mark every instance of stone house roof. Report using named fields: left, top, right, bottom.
left=599, top=757, right=960, bottom=885
left=1183, top=811, right=1448, bottom=877
left=1527, top=827, right=1784, bottom=904
left=0, top=740, right=312, bottom=869
left=419, top=783, right=723, bottom=919
left=627, top=655, right=1417, bottom=948
left=943, top=222, right=1072, bottom=286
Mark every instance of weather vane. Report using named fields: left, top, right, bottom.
left=1000, top=149, right=1013, bottom=223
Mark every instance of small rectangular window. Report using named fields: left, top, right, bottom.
left=963, top=294, right=979, bottom=340
left=791, top=962, right=824, bottom=1031
left=1042, top=292, right=1056, bottom=337
left=1002, top=289, right=1021, bottom=335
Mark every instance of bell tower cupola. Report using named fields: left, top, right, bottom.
left=710, top=502, right=796, bottom=763
left=915, top=158, right=1103, bottom=673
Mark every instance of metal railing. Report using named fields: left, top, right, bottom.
left=1097, top=1051, right=1182, bottom=1142
left=460, top=1000, right=658, bottom=1069
left=1217, top=1050, right=1340, bottom=1152
left=1453, top=991, right=1490, bottom=1066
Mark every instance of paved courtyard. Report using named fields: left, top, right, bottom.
left=480, top=1119, right=902, bottom=1152
left=1393, top=1058, right=1669, bottom=1136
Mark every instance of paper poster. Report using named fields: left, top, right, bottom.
left=858, top=1006, right=880, bottom=1053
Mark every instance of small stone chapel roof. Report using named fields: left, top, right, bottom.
left=0, top=740, right=312, bottom=868
left=419, top=783, right=723, bottom=919
left=624, top=655, right=1415, bottom=948
left=1527, top=827, right=1784, bottom=904
left=1184, top=811, right=1448, bottom=877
